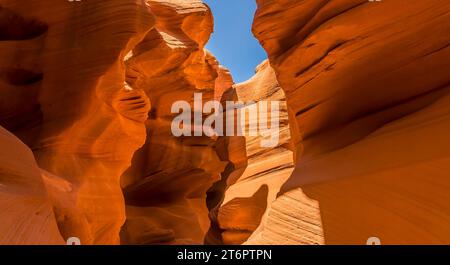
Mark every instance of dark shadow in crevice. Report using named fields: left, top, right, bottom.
left=204, top=87, right=249, bottom=245
left=0, top=103, right=43, bottom=133
left=0, top=68, right=43, bottom=86
left=0, top=6, right=48, bottom=41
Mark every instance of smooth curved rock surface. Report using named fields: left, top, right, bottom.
left=206, top=61, right=295, bottom=245
left=0, top=0, right=155, bottom=244
left=0, top=0, right=231, bottom=245
left=0, top=126, right=63, bottom=244
left=120, top=0, right=230, bottom=245
left=253, top=0, right=450, bottom=244
left=1, top=0, right=449, bottom=245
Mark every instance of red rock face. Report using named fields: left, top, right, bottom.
left=252, top=0, right=450, bottom=244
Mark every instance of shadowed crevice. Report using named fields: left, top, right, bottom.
left=0, top=6, right=48, bottom=40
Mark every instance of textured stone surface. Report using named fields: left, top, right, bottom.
left=0, top=0, right=158, bottom=244
left=0, top=0, right=234, bottom=245
left=1, top=0, right=450, bottom=245
left=0, top=0, right=235, bottom=245
left=0, top=126, right=63, bottom=244
left=119, top=0, right=230, bottom=245
left=253, top=0, right=450, bottom=244
left=206, top=61, right=295, bottom=245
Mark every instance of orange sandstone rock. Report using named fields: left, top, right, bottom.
left=0, top=0, right=231, bottom=245
left=0, top=126, right=63, bottom=244
left=2, top=0, right=449, bottom=246
left=0, top=0, right=154, bottom=244
left=206, top=61, right=295, bottom=245
left=253, top=0, right=450, bottom=244
left=120, top=0, right=230, bottom=245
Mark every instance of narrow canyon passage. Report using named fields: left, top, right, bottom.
left=120, top=0, right=300, bottom=245
left=0, top=0, right=450, bottom=246
left=200, top=0, right=325, bottom=245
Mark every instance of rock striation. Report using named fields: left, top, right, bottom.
left=120, top=0, right=230, bottom=245
left=206, top=61, right=295, bottom=245
left=0, top=126, right=63, bottom=244
left=252, top=0, right=450, bottom=244
left=1, top=0, right=450, bottom=245
left=0, top=0, right=229, bottom=244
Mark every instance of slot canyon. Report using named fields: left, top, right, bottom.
left=1, top=0, right=450, bottom=245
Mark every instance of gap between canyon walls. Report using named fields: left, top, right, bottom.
left=204, top=0, right=450, bottom=246
left=200, top=0, right=298, bottom=244
left=119, top=0, right=297, bottom=245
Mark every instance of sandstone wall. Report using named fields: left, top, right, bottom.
left=0, top=0, right=231, bottom=244
left=252, top=0, right=450, bottom=244
left=120, top=0, right=231, bottom=244
left=1, top=0, right=449, bottom=245
left=206, top=61, right=295, bottom=245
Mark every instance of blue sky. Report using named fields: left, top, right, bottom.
left=204, top=0, right=267, bottom=83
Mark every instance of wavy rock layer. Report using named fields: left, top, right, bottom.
left=0, top=126, right=63, bottom=244
left=1, top=0, right=449, bottom=245
left=0, top=0, right=235, bottom=245
left=118, top=0, right=230, bottom=245
left=205, top=61, right=295, bottom=245
left=0, top=0, right=159, bottom=244
left=253, top=0, right=450, bottom=244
